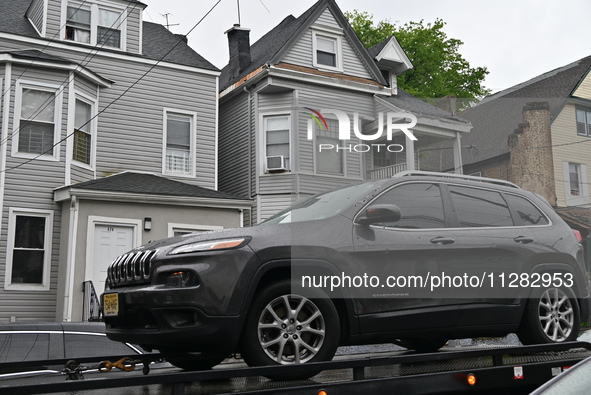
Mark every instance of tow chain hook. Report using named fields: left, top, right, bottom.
left=62, top=359, right=86, bottom=380
left=98, top=357, right=136, bottom=372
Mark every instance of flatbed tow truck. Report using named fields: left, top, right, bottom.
left=2, top=341, right=591, bottom=395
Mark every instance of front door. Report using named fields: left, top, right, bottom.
left=90, top=224, right=135, bottom=295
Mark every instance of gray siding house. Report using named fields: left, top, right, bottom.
left=0, top=0, right=250, bottom=323
left=218, top=0, right=471, bottom=224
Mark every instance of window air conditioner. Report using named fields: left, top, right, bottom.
left=266, top=155, right=287, bottom=172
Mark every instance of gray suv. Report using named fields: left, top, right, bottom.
left=102, top=172, right=590, bottom=376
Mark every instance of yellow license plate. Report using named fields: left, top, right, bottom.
left=103, top=293, right=119, bottom=316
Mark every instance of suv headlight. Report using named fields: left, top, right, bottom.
left=169, top=238, right=248, bottom=255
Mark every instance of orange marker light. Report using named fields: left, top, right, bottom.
left=467, top=373, right=477, bottom=386
left=318, top=390, right=328, bottom=395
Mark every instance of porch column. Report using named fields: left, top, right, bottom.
left=405, top=135, right=415, bottom=171
left=453, top=132, right=463, bottom=174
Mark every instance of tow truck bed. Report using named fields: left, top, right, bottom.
left=2, top=342, right=591, bottom=394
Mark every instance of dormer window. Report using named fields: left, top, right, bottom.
left=66, top=4, right=91, bottom=43
left=312, top=31, right=342, bottom=71
left=316, top=36, right=337, bottom=67
left=64, top=1, right=125, bottom=49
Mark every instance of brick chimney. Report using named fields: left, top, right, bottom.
left=508, top=101, right=556, bottom=205
left=437, top=95, right=457, bottom=115
left=226, top=24, right=251, bottom=80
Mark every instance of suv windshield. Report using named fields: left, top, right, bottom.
left=260, top=182, right=377, bottom=224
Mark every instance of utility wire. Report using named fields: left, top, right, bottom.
left=0, top=1, right=141, bottom=150
left=0, top=0, right=90, bottom=103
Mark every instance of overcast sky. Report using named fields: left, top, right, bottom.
left=140, top=0, right=591, bottom=94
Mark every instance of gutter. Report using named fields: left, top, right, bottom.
left=53, top=188, right=253, bottom=210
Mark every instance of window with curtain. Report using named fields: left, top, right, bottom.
left=65, top=2, right=123, bottom=49
left=18, top=88, right=56, bottom=156
left=73, top=99, right=92, bottom=165
left=65, top=3, right=91, bottom=43
left=165, top=113, right=193, bottom=174
left=569, top=163, right=581, bottom=196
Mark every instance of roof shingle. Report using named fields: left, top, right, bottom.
left=68, top=172, right=248, bottom=201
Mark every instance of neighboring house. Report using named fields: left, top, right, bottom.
left=217, top=0, right=471, bottom=225
left=0, top=0, right=250, bottom=323
left=448, top=55, right=591, bottom=271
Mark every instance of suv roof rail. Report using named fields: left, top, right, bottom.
left=394, top=171, right=521, bottom=189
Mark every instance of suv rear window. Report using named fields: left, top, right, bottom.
left=504, top=194, right=549, bottom=226
left=449, top=185, right=513, bottom=228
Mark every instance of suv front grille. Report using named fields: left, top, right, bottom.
left=107, top=250, right=158, bottom=288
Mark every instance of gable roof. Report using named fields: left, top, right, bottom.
left=0, top=0, right=218, bottom=71
left=368, top=35, right=412, bottom=74
left=58, top=172, right=249, bottom=201
left=459, top=55, right=591, bottom=167
left=220, top=0, right=386, bottom=91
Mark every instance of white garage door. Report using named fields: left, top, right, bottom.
left=91, top=224, right=134, bottom=295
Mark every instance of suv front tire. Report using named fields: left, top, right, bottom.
left=240, top=280, right=340, bottom=378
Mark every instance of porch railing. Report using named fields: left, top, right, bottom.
left=367, top=163, right=408, bottom=180
left=82, top=281, right=102, bottom=322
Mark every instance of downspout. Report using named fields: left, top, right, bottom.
left=0, top=63, right=12, bottom=247
left=63, top=195, right=79, bottom=322
left=243, top=85, right=252, bottom=226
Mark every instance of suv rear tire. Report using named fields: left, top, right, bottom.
left=240, top=280, right=340, bottom=379
left=518, top=286, right=580, bottom=345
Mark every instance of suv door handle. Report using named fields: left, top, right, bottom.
left=514, top=236, right=534, bottom=244
left=430, top=237, right=455, bottom=245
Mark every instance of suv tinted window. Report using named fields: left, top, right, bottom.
left=449, top=185, right=513, bottom=227
left=373, top=183, right=445, bottom=228
left=504, top=194, right=549, bottom=226
left=0, top=333, right=50, bottom=362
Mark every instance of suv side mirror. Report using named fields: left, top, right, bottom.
left=356, top=204, right=401, bottom=226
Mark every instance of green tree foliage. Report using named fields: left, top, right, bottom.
left=345, top=10, right=490, bottom=103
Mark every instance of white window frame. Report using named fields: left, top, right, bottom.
left=563, top=161, right=589, bottom=206
left=12, top=80, right=62, bottom=161
left=167, top=223, right=223, bottom=237
left=4, top=208, right=54, bottom=291
left=162, top=108, right=197, bottom=178
left=312, top=30, right=343, bottom=72
left=62, top=0, right=128, bottom=51
left=262, top=113, right=291, bottom=174
left=71, top=93, right=97, bottom=169
left=314, top=117, right=346, bottom=176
